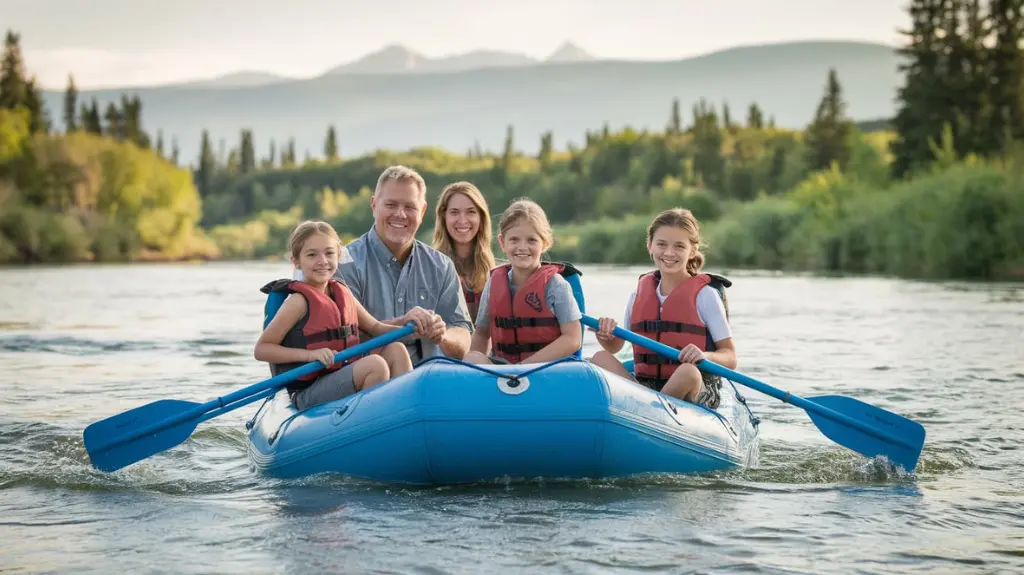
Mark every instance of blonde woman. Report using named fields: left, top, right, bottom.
left=431, top=181, right=496, bottom=323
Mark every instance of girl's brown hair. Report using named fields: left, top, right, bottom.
left=499, top=198, right=554, bottom=250
left=647, top=208, right=705, bottom=275
left=432, top=182, right=496, bottom=291
left=288, top=220, right=342, bottom=261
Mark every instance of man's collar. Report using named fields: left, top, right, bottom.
left=368, top=225, right=415, bottom=264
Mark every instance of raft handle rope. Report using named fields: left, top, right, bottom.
left=246, top=394, right=275, bottom=431
left=416, top=355, right=584, bottom=387
left=725, top=380, right=760, bottom=427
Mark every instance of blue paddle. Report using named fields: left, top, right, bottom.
left=83, top=324, right=416, bottom=473
left=581, top=315, right=926, bottom=472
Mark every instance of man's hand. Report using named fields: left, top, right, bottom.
left=402, top=306, right=434, bottom=336
left=425, top=312, right=447, bottom=344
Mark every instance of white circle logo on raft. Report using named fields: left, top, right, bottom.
left=497, top=376, right=530, bottom=396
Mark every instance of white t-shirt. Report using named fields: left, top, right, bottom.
left=622, top=281, right=731, bottom=344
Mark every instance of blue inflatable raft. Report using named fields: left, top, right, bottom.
left=247, top=263, right=759, bottom=484
left=245, top=356, right=760, bottom=483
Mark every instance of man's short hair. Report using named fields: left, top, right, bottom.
left=375, top=165, right=427, bottom=200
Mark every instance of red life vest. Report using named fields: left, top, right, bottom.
left=260, top=278, right=362, bottom=391
left=489, top=263, right=565, bottom=363
left=630, top=271, right=727, bottom=381
left=460, top=274, right=480, bottom=323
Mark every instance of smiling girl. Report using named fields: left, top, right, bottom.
left=589, top=208, right=736, bottom=409
left=464, top=199, right=582, bottom=365
left=255, top=220, right=433, bottom=410
left=431, top=182, right=496, bottom=322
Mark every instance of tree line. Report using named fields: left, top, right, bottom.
left=191, top=63, right=876, bottom=234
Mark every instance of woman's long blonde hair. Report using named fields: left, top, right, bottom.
left=432, top=182, right=495, bottom=291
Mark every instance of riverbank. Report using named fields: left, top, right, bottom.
left=7, top=158, right=1023, bottom=282
left=550, top=161, right=1024, bottom=281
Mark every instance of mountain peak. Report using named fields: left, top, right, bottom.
left=325, top=44, right=424, bottom=75
left=546, top=42, right=594, bottom=63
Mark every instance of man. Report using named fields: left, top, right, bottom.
left=334, top=165, right=473, bottom=362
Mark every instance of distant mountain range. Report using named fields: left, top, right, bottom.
left=40, top=40, right=902, bottom=165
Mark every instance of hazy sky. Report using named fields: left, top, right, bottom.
left=5, top=0, right=908, bottom=89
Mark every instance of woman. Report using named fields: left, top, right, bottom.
left=431, top=181, right=495, bottom=323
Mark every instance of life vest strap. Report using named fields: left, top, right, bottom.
left=635, top=353, right=682, bottom=366
left=493, top=316, right=560, bottom=328
left=494, top=341, right=549, bottom=354
left=629, top=320, right=706, bottom=336
left=303, top=325, right=358, bottom=344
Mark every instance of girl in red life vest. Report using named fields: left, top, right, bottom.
left=464, top=199, right=583, bottom=365
left=589, top=208, right=737, bottom=409
left=431, top=181, right=496, bottom=323
left=254, top=220, right=434, bottom=411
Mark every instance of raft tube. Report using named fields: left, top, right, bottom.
left=246, top=356, right=761, bottom=484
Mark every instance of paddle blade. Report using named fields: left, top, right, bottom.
left=806, top=395, right=926, bottom=473
left=83, top=399, right=203, bottom=472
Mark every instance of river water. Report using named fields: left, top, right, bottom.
left=0, top=262, right=1021, bottom=574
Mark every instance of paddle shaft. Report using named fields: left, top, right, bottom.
left=91, top=323, right=416, bottom=454
left=581, top=315, right=919, bottom=452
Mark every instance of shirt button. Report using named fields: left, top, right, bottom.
left=398, top=297, right=403, bottom=303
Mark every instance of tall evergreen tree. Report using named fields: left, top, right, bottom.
left=987, top=0, right=1024, bottom=149
left=668, top=98, right=682, bottom=134
left=805, top=68, right=854, bottom=172
left=0, top=31, right=27, bottom=110
left=691, top=99, right=725, bottom=191
left=104, top=102, right=122, bottom=139
left=891, top=0, right=947, bottom=178
left=324, top=125, right=339, bottom=161
left=24, top=77, right=48, bottom=133
left=495, top=125, right=515, bottom=183
left=171, top=136, right=180, bottom=165
left=119, top=94, right=148, bottom=147
left=0, top=30, right=46, bottom=132
left=281, top=138, right=296, bottom=167
left=155, top=130, right=165, bottom=157
left=63, top=74, right=78, bottom=132
left=538, top=131, right=553, bottom=168
left=950, top=0, right=993, bottom=156
left=195, top=130, right=215, bottom=197
left=83, top=99, right=102, bottom=134
left=239, top=129, right=256, bottom=173
left=746, top=102, right=764, bottom=129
